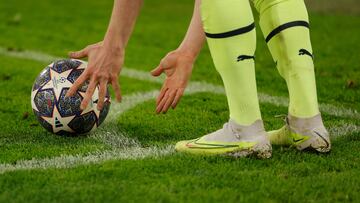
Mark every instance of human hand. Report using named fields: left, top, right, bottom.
left=151, top=50, right=195, bottom=113
left=66, top=41, right=123, bottom=110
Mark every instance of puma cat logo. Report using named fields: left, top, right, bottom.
left=237, top=55, right=255, bottom=62
left=299, top=49, right=314, bottom=59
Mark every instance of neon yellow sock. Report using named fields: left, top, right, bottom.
left=255, top=0, right=320, bottom=118
left=201, top=0, right=262, bottom=125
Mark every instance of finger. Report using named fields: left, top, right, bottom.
left=161, top=90, right=176, bottom=113
left=151, top=65, right=164, bottom=77
left=171, top=88, right=185, bottom=109
left=80, top=78, right=97, bottom=110
left=156, top=87, right=168, bottom=106
left=111, top=77, right=122, bottom=102
left=69, top=46, right=89, bottom=59
left=156, top=91, right=169, bottom=114
left=97, top=81, right=107, bottom=111
left=66, top=71, right=88, bottom=97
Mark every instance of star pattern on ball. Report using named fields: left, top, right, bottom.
left=78, top=86, right=102, bottom=119
left=41, top=68, right=74, bottom=101
left=31, top=59, right=111, bottom=135
left=41, top=107, right=75, bottom=133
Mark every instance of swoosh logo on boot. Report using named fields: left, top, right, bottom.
left=292, top=137, right=305, bottom=143
left=314, top=131, right=330, bottom=148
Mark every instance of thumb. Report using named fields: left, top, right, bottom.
left=69, top=47, right=88, bottom=59
left=151, top=65, right=164, bottom=77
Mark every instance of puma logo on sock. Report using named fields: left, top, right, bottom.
left=299, top=49, right=314, bottom=59
left=237, top=55, right=255, bottom=62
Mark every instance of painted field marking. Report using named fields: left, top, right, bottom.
left=1, top=85, right=359, bottom=174
left=0, top=146, right=174, bottom=174
left=0, top=47, right=358, bottom=120
left=0, top=47, right=359, bottom=174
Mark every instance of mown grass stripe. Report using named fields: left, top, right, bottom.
left=0, top=87, right=359, bottom=173
left=0, top=47, right=359, bottom=174
left=0, top=146, right=174, bottom=174
left=0, top=47, right=358, bottom=120
left=0, top=86, right=360, bottom=174
left=0, top=87, right=359, bottom=174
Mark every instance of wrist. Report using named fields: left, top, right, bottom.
left=103, top=29, right=125, bottom=52
left=175, top=48, right=198, bottom=62
left=102, top=40, right=125, bottom=57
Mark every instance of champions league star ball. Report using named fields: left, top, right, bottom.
left=31, top=59, right=111, bottom=135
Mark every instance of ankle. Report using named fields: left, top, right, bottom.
left=287, top=113, right=325, bottom=131
left=229, top=119, right=267, bottom=139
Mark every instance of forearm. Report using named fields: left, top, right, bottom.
left=104, top=0, right=143, bottom=50
left=177, top=0, right=205, bottom=59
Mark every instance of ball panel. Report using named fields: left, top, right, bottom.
left=33, top=89, right=56, bottom=117
left=51, top=59, right=82, bottom=73
left=68, top=111, right=97, bottom=134
left=98, top=101, right=110, bottom=126
left=32, top=59, right=110, bottom=135
left=32, top=67, right=51, bottom=91
left=33, top=110, right=53, bottom=133
left=57, top=88, right=82, bottom=117
left=67, top=68, right=89, bottom=92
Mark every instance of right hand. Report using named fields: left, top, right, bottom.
left=66, top=41, right=124, bottom=110
left=151, top=50, right=195, bottom=113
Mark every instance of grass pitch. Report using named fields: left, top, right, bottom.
left=0, top=0, right=360, bottom=202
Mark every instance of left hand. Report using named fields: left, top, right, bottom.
left=151, top=50, right=195, bottom=113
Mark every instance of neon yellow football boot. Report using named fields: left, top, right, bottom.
left=268, top=114, right=331, bottom=153
left=175, top=120, right=272, bottom=159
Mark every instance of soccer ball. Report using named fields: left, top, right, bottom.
left=31, top=59, right=111, bottom=135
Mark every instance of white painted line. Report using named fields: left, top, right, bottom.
left=0, top=47, right=358, bottom=120
left=106, top=90, right=159, bottom=122
left=91, top=129, right=141, bottom=149
left=328, top=122, right=360, bottom=138
left=1, top=86, right=359, bottom=174
left=95, top=83, right=360, bottom=150
left=0, top=47, right=60, bottom=63
left=0, top=47, right=359, bottom=174
left=122, top=68, right=165, bottom=84
left=0, top=146, right=174, bottom=174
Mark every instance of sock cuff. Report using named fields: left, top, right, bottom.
left=205, top=23, right=255, bottom=39
left=265, top=20, right=309, bottom=43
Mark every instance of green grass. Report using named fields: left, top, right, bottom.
left=0, top=0, right=360, bottom=202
